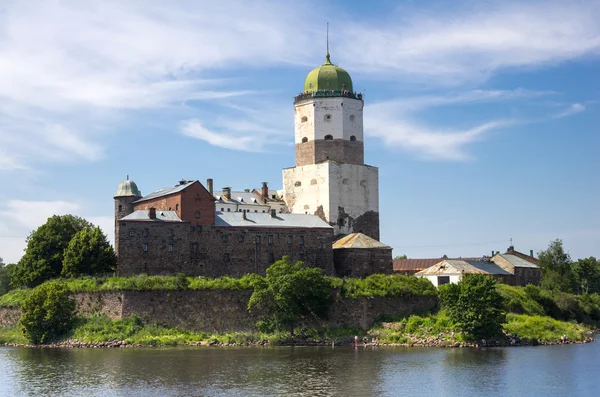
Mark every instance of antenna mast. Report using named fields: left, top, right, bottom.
left=327, top=22, right=329, bottom=55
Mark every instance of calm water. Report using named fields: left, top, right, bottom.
left=0, top=342, right=598, bottom=397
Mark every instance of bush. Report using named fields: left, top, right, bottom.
left=504, top=313, right=589, bottom=342
left=340, top=274, right=437, bottom=299
left=19, top=282, right=76, bottom=344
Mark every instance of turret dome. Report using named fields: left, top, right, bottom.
left=115, top=176, right=141, bottom=198
left=304, top=53, right=353, bottom=92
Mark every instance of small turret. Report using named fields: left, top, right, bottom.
left=114, top=176, right=142, bottom=255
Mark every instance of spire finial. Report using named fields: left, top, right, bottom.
left=127, top=174, right=129, bottom=180
left=325, top=22, right=331, bottom=64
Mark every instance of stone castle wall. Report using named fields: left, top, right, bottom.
left=117, top=222, right=334, bottom=277
left=0, top=291, right=438, bottom=332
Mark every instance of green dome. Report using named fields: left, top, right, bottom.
left=304, top=53, right=353, bottom=92
left=115, top=177, right=141, bottom=198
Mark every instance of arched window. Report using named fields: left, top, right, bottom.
left=324, top=114, right=331, bottom=122
left=118, top=205, right=122, bottom=212
left=302, top=137, right=308, bottom=143
left=175, top=204, right=179, bottom=211
left=310, top=179, right=317, bottom=185
left=349, top=115, right=355, bottom=121
left=350, top=135, right=356, bottom=142
left=295, top=181, right=302, bottom=187
left=324, top=134, right=333, bottom=141
left=301, top=116, right=308, bottom=122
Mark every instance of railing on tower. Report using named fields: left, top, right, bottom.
left=294, top=90, right=363, bottom=103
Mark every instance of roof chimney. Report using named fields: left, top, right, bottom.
left=242, top=209, right=247, bottom=220
left=223, top=187, right=231, bottom=200
left=530, top=249, right=534, bottom=258
left=179, top=179, right=187, bottom=186
left=270, top=209, right=276, bottom=218
left=206, top=179, right=213, bottom=195
left=262, top=182, right=269, bottom=199
left=149, top=207, right=156, bottom=219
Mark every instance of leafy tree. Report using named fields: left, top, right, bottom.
left=20, top=282, right=76, bottom=344
left=11, top=215, right=91, bottom=287
left=572, top=257, right=600, bottom=295
left=0, top=263, right=16, bottom=296
left=61, top=226, right=116, bottom=278
left=538, top=239, right=574, bottom=293
left=0, top=257, right=4, bottom=266
left=248, top=256, right=332, bottom=335
left=439, top=274, right=506, bottom=341
left=394, top=254, right=408, bottom=260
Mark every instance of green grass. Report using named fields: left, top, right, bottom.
left=369, top=311, right=463, bottom=344
left=0, top=289, right=31, bottom=308
left=0, top=326, right=28, bottom=344
left=335, top=274, right=438, bottom=299
left=504, top=313, right=590, bottom=342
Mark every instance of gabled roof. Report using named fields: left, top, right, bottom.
left=214, top=191, right=269, bottom=207
left=120, top=210, right=183, bottom=222
left=393, top=257, right=481, bottom=272
left=134, top=181, right=196, bottom=204
left=416, top=259, right=512, bottom=276
left=333, top=233, right=390, bottom=249
left=215, top=212, right=332, bottom=229
left=496, top=254, right=539, bottom=269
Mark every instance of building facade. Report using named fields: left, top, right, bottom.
left=282, top=52, right=380, bottom=240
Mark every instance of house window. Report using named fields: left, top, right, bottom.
left=238, top=234, right=244, bottom=243
left=221, top=208, right=224, bottom=211
left=143, top=244, right=148, bottom=252
left=301, top=116, right=308, bottom=122
left=349, top=115, right=355, bottom=121
left=176, top=204, right=179, bottom=211
left=302, top=137, right=308, bottom=143
left=324, top=134, right=333, bottom=140
left=324, top=114, right=331, bottom=122
left=227, top=208, right=231, bottom=212
left=438, top=276, right=450, bottom=286
left=255, top=236, right=261, bottom=243
left=169, top=207, right=172, bottom=210
left=129, top=230, right=135, bottom=237
left=195, top=211, right=200, bottom=218
left=142, top=229, right=148, bottom=237
left=196, top=193, right=200, bottom=199
left=191, top=243, right=198, bottom=252
left=168, top=229, right=174, bottom=237
left=268, top=235, right=274, bottom=245
left=350, top=135, right=356, bottom=142
left=168, top=244, right=174, bottom=252
left=287, top=235, right=293, bottom=245
left=299, top=236, right=305, bottom=246
left=268, top=253, right=275, bottom=263
left=222, top=234, right=229, bottom=243
left=254, top=210, right=257, bottom=213
left=223, top=253, right=230, bottom=263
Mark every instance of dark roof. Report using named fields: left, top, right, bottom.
left=120, top=210, right=182, bottom=222
left=134, top=181, right=196, bottom=204
left=505, top=248, right=538, bottom=264
left=393, top=257, right=482, bottom=272
left=215, top=212, right=332, bottom=229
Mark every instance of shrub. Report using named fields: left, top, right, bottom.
left=340, top=274, right=437, bottom=299
left=19, top=282, right=76, bottom=344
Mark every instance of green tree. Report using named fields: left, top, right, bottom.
left=538, top=239, right=574, bottom=293
left=572, top=257, right=600, bottom=295
left=0, top=263, right=16, bottom=296
left=61, top=226, right=116, bottom=278
left=11, top=215, right=91, bottom=287
left=248, top=256, right=332, bottom=335
left=20, top=282, right=76, bottom=344
left=439, top=274, right=506, bottom=341
left=394, top=254, right=408, bottom=260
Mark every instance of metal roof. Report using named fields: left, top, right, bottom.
left=115, top=178, right=142, bottom=198
left=393, top=257, right=481, bottom=272
left=333, top=233, right=390, bottom=249
left=120, top=210, right=183, bottom=222
left=416, top=259, right=512, bottom=276
left=214, top=191, right=269, bottom=207
left=134, top=181, right=196, bottom=204
left=215, top=212, right=332, bottom=229
left=496, top=254, right=539, bottom=269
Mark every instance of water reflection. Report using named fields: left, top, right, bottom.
left=0, top=343, right=598, bottom=397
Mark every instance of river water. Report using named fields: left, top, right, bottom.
left=0, top=342, right=597, bottom=397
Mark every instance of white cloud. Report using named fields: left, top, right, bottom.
left=553, top=103, right=586, bottom=119
left=339, top=1, right=600, bottom=85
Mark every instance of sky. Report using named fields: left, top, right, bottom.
left=0, top=0, right=599, bottom=264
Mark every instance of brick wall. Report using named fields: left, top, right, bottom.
left=134, top=181, right=215, bottom=226
left=117, top=221, right=334, bottom=277
left=295, top=139, right=364, bottom=166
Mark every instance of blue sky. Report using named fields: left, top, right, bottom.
left=0, top=0, right=599, bottom=264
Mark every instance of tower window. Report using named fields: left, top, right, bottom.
left=310, top=179, right=317, bottom=185
left=350, top=115, right=355, bottom=121
left=324, top=135, right=333, bottom=141
left=301, top=116, right=308, bottom=122
left=176, top=204, right=179, bottom=211
left=324, top=114, right=331, bottom=122
left=302, top=137, right=308, bottom=143
left=295, top=181, right=302, bottom=187
left=350, top=135, right=357, bottom=142
left=118, top=205, right=122, bottom=212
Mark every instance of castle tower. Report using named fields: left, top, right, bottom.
left=114, top=176, right=142, bottom=255
left=283, top=52, right=380, bottom=240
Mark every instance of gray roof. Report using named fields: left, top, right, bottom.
left=134, top=181, right=196, bottom=204
left=115, top=179, right=142, bottom=198
left=417, top=259, right=512, bottom=276
left=333, top=233, right=391, bottom=249
left=214, top=190, right=269, bottom=207
left=215, top=212, right=332, bottom=229
left=497, top=254, right=539, bottom=269
left=120, top=210, right=183, bottom=222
